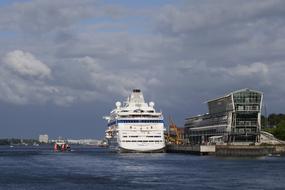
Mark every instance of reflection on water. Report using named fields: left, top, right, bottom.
left=0, top=146, right=285, bottom=190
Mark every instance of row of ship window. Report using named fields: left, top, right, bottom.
left=118, top=120, right=163, bottom=123
left=121, top=110, right=154, bottom=113
left=121, top=140, right=163, bottom=142
left=108, top=120, right=163, bottom=126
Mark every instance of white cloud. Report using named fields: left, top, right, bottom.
left=77, top=56, right=161, bottom=97
left=0, top=50, right=79, bottom=105
left=0, top=0, right=126, bottom=34
left=156, top=1, right=285, bottom=35
left=78, top=56, right=102, bottom=73
left=227, top=62, right=269, bottom=77
left=0, top=51, right=161, bottom=106
left=0, top=0, right=284, bottom=113
left=0, top=68, right=57, bottom=105
left=2, top=50, right=51, bottom=79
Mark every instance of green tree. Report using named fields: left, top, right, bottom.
left=262, top=113, right=285, bottom=141
left=273, top=120, right=285, bottom=140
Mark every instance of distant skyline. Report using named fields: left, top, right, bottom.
left=0, top=0, right=284, bottom=138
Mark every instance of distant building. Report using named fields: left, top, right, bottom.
left=184, top=89, right=263, bottom=145
left=39, top=134, right=49, bottom=143
left=67, top=139, right=101, bottom=145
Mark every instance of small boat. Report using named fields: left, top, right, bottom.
left=54, top=139, right=71, bottom=152
left=33, top=143, right=39, bottom=146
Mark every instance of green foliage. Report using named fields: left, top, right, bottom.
left=262, top=113, right=285, bottom=128
left=274, top=120, right=285, bottom=140
left=263, top=114, right=285, bottom=141
left=0, top=138, right=39, bottom=145
left=261, top=115, right=266, bottom=128
left=0, top=139, right=10, bottom=145
left=268, top=113, right=285, bottom=126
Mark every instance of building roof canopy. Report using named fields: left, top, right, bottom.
left=206, top=88, right=263, bottom=103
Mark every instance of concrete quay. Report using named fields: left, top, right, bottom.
left=166, top=144, right=216, bottom=155
left=215, top=145, right=274, bottom=157
left=166, top=144, right=285, bottom=156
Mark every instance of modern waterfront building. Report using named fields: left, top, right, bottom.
left=39, top=134, right=49, bottom=143
left=184, top=89, right=263, bottom=145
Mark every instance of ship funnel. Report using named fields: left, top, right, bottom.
left=133, top=89, right=141, bottom=93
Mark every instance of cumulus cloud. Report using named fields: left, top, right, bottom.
left=227, top=62, right=268, bottom=77
left=0, top=0, right=284, bottom=115
left=0, top=50, right=161, bottom=106
left=2, top=50, right=51, bottom=79
left=77, top=56, right=161, bottom=97
left=156, top=0, right=285, bottom=35
left=0, top=0, right=126, bottom=34
left=0, top=50, right=78, bottom=105
left=0, top=68, right=57, bottom=105
left=209, top=62, right=269, bottom=80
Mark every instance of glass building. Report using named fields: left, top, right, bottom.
left=184, top=89, right=263, bottom=144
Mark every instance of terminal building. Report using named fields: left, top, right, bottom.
left=184, top=89, right=263, bottom=145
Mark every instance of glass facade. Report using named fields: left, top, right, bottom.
left=208, top=95, right=233, bottom=114
left=233, top=91, right=262, bottom=111
left=231, top=90, right=262, bottom=142
left=184, top=89, right=263, bottom=144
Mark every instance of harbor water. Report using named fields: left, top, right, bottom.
left=0, top=145, right=285, bottom=190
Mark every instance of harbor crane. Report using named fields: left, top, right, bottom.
left=166, top=116, right=184, bottom=145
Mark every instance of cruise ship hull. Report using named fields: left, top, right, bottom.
left=107, top=137, right=165, bottom=153
left=119, top=147, right=165, bottom=153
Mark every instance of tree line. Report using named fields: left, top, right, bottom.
left=262, top=113, right=285, bottom=140
left=0, top=138, right=40, bottom=145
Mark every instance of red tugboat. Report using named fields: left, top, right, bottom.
left=54, top=139, right=71, bottom=152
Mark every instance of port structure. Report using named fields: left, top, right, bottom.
left=165, top=116, right=184, bottom=145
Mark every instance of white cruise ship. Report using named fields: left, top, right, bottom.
left=104, top=89, right=165, bottom=152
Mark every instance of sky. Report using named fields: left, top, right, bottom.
left=0, top=0, right=284, bottom=139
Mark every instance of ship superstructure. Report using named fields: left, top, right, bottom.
left=104, top=89, right=165, bottom=152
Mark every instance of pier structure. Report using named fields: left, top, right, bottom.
left=166, top=144, right=215, bottom=155
left=184, top=89, right=263, bottom=145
